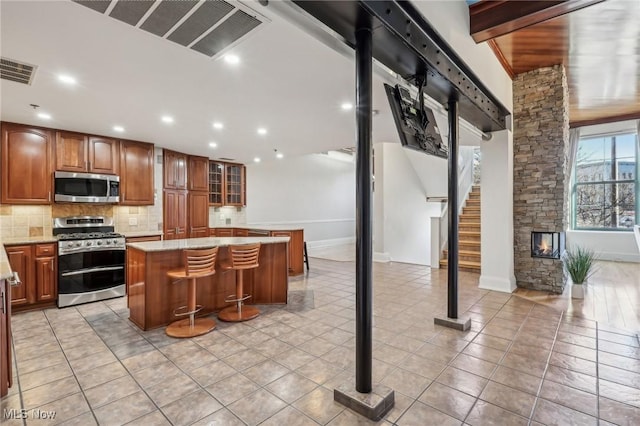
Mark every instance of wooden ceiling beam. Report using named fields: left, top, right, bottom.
left=470, top=0, right=605, bottom=43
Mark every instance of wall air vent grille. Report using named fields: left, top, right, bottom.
left=0, top=57, right=37, bottom=85
left=73, top=0, right=268, bottom=59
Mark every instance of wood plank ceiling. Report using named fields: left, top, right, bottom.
left=470, top=0, right=640, bottom=127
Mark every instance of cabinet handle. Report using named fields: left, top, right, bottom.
left=1, top=290, right=5, bottom=315
left=48, top=191, right=51, bottom=202
left=50, top=261, right=54, bottom=272
left=8, top=271, right=21, bottom=287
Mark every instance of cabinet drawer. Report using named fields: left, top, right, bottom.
left=35, top=244, right=56, bottom=257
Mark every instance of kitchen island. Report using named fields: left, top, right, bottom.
left=126, top=236, right=289, bottom=331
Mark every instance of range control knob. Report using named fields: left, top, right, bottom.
left=86, top=241, right=93, bottom=246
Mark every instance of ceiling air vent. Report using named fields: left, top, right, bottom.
left=1, top=57, right=37, bottom=85
left=218, top=157, right=235, bottom=161
left=73, top=0, right=269, bottom=60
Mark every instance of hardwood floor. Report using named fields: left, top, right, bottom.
left=515, top=260, right=640, bottom=332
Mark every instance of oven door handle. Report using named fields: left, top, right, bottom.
left=60, top=265, right=124, bottom=277
left=59, top=246, right=125, bottom=255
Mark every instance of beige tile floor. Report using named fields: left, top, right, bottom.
left=2, top=258, right=640, bottom=425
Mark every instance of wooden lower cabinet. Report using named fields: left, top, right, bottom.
left=270, top=230, right=304, bottom=276
left=5, top=243, right=57, bottom=311
left=209, top=228, right=305, bottom=276
left=1, top=277, right=12, bottom=397
left=215, top=228, right=234, bottom=237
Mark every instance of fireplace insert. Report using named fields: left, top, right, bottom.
left=531, top=231, right=565, bottom=259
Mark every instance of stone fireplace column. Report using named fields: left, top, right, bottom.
left=513, top=65, right=570, bottom=294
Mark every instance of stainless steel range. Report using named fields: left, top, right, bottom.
left=53, top=216, right=126, bottom=308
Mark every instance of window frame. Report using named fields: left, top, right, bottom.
left=571, top=131, right=639, bottom=231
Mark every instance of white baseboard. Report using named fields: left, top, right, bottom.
left=306, top=237, right=356, bottom=249
left=479, top=275, right=517, bottom=293
left=374, top=252, right=391, bottom=263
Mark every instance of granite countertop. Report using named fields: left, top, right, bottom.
left=2, top=235, right=58, bottom=245
left=212, top=224, right=304, bottom=232
left=121, top=231, right=164, bottom=238
left=0, top=242, right=12, bottom=280
left=127, top=236, right=290, bottom=252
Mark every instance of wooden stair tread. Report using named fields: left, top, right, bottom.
left=439, top=259, right=481, bottom=268
left=444, top=249, right=481, bottom=256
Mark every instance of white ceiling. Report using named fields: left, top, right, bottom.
left=0, top=0, right=480, bottom=165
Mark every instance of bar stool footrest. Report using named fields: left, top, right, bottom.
left=173, top=304, right=203, bottom=317
left=224, top=294, right=251, bottom=304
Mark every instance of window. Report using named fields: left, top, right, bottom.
left=573, top=132, right=639, bottom=230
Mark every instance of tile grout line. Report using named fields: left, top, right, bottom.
left=76, top=303, right=177, bottom=426
left=40, top=308, right=100, bottom=426
left=526, top=309, right=565, bottom=425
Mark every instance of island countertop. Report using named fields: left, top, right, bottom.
left=127, top=236, right=290, bottom=252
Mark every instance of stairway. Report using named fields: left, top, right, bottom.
left=439, top=185, right=481, bottom=273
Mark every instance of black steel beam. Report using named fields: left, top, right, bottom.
left=354, top=12, right=374, bottom=394
left=447, top=99, right=460, bottom=319
left=291, top=0, right=510, bottom=133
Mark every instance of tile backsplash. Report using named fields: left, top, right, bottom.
left=209, top=206, right=246, bottom=227
left=0, top=205, right=54, bottom=238
left=0, top=203, right=162, bottom=238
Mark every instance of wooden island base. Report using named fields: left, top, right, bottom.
left=126, top=239, right=288, bottom=331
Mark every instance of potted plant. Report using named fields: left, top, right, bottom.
left=563, top=246, right=596, bottom=299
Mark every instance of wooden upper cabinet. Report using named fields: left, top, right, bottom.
left=1, top=123, right=53, bottom=204
left=209, top=161, right=225, bottom=206
left=188, top=156, right=209, bottom=192
left=120, top=140, right=154, bottom=205
left=164, top=150, right=187, bottom=190
left=56, top=131, right=88, bottom=172
left=56, top=132, right=118, bottom=174
left=89, top=137, right=119, bottom=174
left=225, top=163, right=246, bottom=206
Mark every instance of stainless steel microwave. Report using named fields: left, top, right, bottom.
left=54, top=171, right=120, bottom=203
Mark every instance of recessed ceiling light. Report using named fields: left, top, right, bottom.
left=276, top=152, right=284, bottom=159
left=209, top=142, right=218, bottom=148
left=213, top=122, right=224, bottom=129
left=37, top=112, right=51, bottom=120
left=341, top=102, right=353, bottom=110
left=224, top=54, right=240, bottom=65
left=254, top=157, right=261, bottom=163
left=113, top=125, right=124, bottom=132
left=58, top=74, right=76, bottom=85
left=257, top=128, right=267, bottom=135
left=161, top=116, right=174, bottom=124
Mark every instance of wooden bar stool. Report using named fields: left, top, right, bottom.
left=218, top=243, right=261, bottom=322
left=166, top=247, right=218, bottom=338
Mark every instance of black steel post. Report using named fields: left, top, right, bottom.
left=355, top=16, right=373, bottom=393
left=447, top=99, right=460, bottom=319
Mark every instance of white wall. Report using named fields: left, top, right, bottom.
left=414, top=1, right=513, bottom=112
left=479, top=130, right=517, bottom=292
left=245, top=154, right=355, bottom=243
left=375, top=142, right=438, bottom=265
left=567, top=231, right=640, bottom=263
